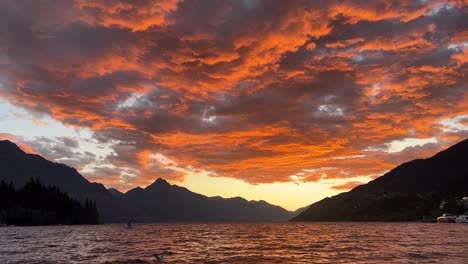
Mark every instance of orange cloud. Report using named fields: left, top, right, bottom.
left=331, top=181, right=364, bottom=191
left=0, top=0, right=466, bottom=191
left=76, top=0, right=180, bottom=31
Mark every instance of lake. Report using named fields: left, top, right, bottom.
left=1, top=223, right=467, bottom=263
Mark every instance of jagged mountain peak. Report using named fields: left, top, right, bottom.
left=145, top=178, right=173, bottom=191
left=152, top=178, right=170, bottom=185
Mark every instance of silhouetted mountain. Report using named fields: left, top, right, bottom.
left=108, top=188, right=124, bottom=198
left=292, top=138, right=468, bottom=222
left=0, top=140, right=135, bottom=222
left=0, top=140, right=292, bottom=222
left=292, top=205, right=309, bottom=217
left=120, top=178, right=293, bottom=222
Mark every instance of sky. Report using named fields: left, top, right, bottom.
left=0, top=0, right=467, bottom=211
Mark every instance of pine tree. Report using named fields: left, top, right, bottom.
left=1, top=179, right=100, bottom=225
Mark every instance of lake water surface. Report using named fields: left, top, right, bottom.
left=1, top=223, right=467, bottom=263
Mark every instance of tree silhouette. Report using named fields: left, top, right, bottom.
left=0, top=178, right=99, bottom=226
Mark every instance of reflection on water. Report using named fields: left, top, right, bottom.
left=1, top=223, right=467, bottom=263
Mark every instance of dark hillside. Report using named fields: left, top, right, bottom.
left=293, top=139, right=468, bottom=221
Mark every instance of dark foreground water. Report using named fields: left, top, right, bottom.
left=1, top=223, right=467, bottom=263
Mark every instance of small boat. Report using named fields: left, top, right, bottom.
left=154, top=254, right=165, bottom=262
left=437, top=213, right=457, bottom=223
left=125, top=220, right=133, bottom=229
left=154, top=251, right=173, bottom=263
left=0, top=209, right=6, bottom=227
left=455, top=213, right=468, bottom=223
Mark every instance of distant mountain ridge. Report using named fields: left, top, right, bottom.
left=120, top=178, right=292, bottom=222
left=108, top=188, right=124, bottom=198
left=292, top=138, right=468, bottom=222
left=0, top=140, right=293, bottom=222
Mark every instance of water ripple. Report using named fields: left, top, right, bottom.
left=1, top=223, right=467, bottom=263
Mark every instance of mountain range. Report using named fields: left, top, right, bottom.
left=0, top=140, right=293, bottom=222
left=120, top=178, right=292, bottom=222
left=293, top=138, right=468, bottom=221
left=2, top=138, right=467, bottom=223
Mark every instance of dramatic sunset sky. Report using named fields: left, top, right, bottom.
left=0, top=0, right=467, bottom=210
